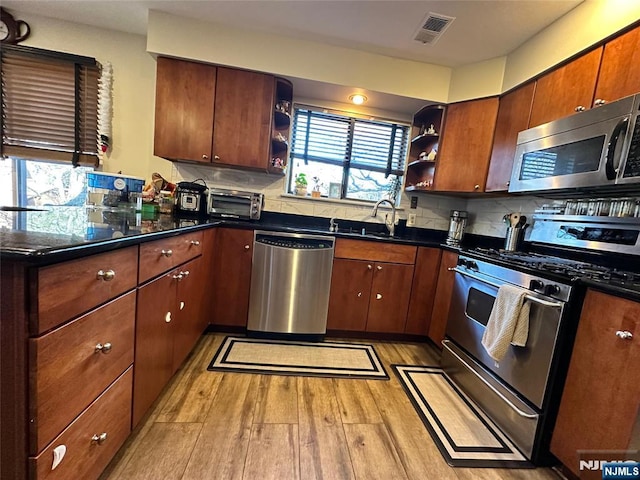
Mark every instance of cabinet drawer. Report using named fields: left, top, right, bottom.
left=334, top=238, right=416, bottom=264
left=30, top=367, right=133, bottom=480
left=32, top=246, right=138, bottom=334
left=139, top=231, right=204, bottom=283
left=30, top=292, right=135, bottom=454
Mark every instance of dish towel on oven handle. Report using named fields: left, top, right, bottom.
left=481, top=284, right=531, bottom=362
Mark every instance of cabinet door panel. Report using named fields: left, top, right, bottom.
left=529, top=48, right=602, bottom=128
left=428, top=251, right=458, bottom=347
left=327, top=259, right=373, bottom=332
left=434, top=98, right=499, bottom=192
left=213, top=68, right=274, bottom=169
left=405, top=248, right=442, bottom=336
left=133, top=272, right=177, bottom=427
left=154, top=57, right=216, bottom=162
left=173, top=257, right=206, bottom=373
left=366, top=263, right=414, bottom=333
left=486, top=83, right=535, bottom=192
left=211, top=228, right=254, bottom=327
left=595, top=26, right=640, bottom=105
left=550, top=289, right=640, bottom=476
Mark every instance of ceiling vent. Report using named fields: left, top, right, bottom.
left=414, top=12, right=456, bottom=45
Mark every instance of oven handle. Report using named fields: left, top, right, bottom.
left=442, top=340, right=538, bottom=420
left=448, top=267, right=564, bottom=308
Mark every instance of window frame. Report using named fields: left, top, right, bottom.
left=287, top=104, right=410, bottom=204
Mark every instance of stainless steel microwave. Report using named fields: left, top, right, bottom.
left=207, top=188, right=264, bottom=220
left=509, top=93, right=640, bottom=194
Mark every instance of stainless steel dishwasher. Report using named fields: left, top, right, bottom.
left=247, top=230, right=334, bottom=341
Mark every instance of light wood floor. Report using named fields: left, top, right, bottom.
left=100, top=333, right=560, bottom=480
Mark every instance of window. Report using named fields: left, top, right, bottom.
left=0, top=45, right=100, bottom=216
left=287, top=105, right=409, bottom=204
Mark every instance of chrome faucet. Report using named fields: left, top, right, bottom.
left=329, top=217, right=338, bottom=233
left=371, top=199, right=396, bottom=237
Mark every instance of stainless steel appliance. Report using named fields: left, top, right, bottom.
left=509, top=93, right=640, bottom=194
left=208, top=188, right=264, bottom=220
left=247, top=231, right=334, bottom=341
left=445, top=210, right=467, bottom=246
left=442, top=236, right=640, bottom=465
left=175, top=181, right=208, bottom=216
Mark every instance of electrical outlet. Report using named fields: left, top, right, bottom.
left=407, top=213, right=417, bottom=227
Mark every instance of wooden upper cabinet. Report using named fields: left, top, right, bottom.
left=595, top=25, right=640, bottom=105
left=528, top=47, right=602, bottom=128
left=212, top=67, right=275, bottom=170
left=434, top=97, right=499, bottom=193
left=485, top=83, right=535, bottom=192
left=550, top=289, right=640, bottom=476
left=154, top=57, right=216, bottom=163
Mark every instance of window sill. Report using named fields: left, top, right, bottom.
left=279, top=193, right=404, bottom=211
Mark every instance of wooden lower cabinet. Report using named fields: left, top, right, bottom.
left=30, top=368, right=133, bottom=480
left=133, top=256, right=207, bottom=427
left=366, top=262, right=414, bottom=333
left=428, top=250, right=458, bottom=346
left=327, top=258, right=414, bottom=334
left=550, top=289, right=640, bottom=477
left=211, top=228, right=254, bottom=327
left=327, top=259, right=372, bottom=331
left=172, top=256, right=207, bottom=373
left=133, top=271, right=176, bottom=427
left=405, top=247, right=442, bottom=336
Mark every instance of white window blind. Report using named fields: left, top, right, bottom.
left=1, top=45, right=100, bottom=166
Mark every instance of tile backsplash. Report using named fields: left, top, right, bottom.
left=172, top=164, right=549, bottom=238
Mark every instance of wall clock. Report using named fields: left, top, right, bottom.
left=0, top=8, right=31, bottom=45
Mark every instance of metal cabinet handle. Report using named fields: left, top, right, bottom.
left=91, top=432, right=108, bottom=445
left=376, top=293, right=383, bottom=300
left=376, top=265, right=382, bottom=271
left=161, top=249, right=173, bottom=257
left=94, top=342, right=112, bottom=354
left=357, top=292, right=362, bottom=297
left=190, top=240, right=200, bottom=246
left=244, top=245, right=250, bottom=250
left=594, top=98, right=607, bottom=106
left=180, top=270, right=190, bottom=277
left=616, top=330, right=633, bottom=340
left=165, top=312, right=171, bottom=323
left=474, top=184, right=480, bottom=190
left=172, top=273, right=183, bottom=281
left=214, top=155, right=220, bottom=160
left=96, top=269, right=115, bottom=281
left=575, top=105, right=586, bottom=112
left=367, top=264, right=372, bottom=270
left=202, top=154, right=208, bottom=160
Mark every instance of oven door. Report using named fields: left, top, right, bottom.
left=445, top=267, right=565, bottom=410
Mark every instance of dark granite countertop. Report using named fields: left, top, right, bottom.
left=2, top=206, right=638, bottom=302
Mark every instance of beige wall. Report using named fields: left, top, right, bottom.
left=16, top=12, right=172, bottom=182
left=448, top=57, right=506, bottom=103
left=146, top=10, right=453, bottom=104
left=503, top=0, right=640, bottom=91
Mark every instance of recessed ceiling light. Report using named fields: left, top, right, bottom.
left=349, top=94, right=367, bottom=105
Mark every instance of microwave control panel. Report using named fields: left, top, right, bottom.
left=622, top=116, right=640, bottom=178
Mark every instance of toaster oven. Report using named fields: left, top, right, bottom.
left=208, top=188, right=264, bottom=220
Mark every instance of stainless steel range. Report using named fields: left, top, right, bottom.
left=441, top=217, right=640, bottom=465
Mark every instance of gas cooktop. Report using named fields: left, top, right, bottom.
left=468, top=248, right=640, bottom=289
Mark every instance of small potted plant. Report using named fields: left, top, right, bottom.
left=294, top=173, right=308, bottom=196
left=311, top=176, right=322, bottom=198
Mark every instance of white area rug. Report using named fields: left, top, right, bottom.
left=393, top=365, right=532, bottom=468
left=208, top=336, right=388, bottom=379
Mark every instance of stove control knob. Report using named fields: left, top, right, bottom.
left=544, top=284, right=560, bottom=296
left=529, top=279, right=544, bottom=291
